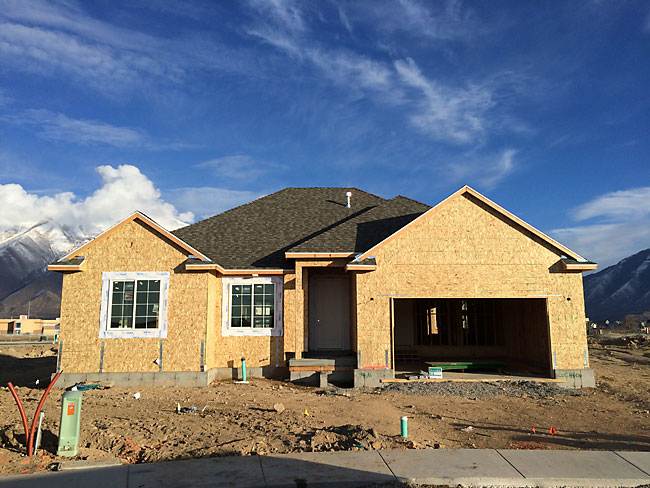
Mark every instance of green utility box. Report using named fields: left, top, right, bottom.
left=57, top=391, right=83, bottom=457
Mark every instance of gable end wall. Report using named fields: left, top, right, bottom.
left=59, top=219, right=208, bottom=373
left=355, top=194, right=588, bottom=370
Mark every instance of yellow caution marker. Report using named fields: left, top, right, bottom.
left=304, top=409, right=310, bottom=416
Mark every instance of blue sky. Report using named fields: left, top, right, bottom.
left=0, top=0, right=649, bottom=268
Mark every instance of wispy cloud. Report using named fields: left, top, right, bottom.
left=248, top=0, right=306, bottom=34
left=394, top=58, right=495, bottom=144
left=3, top=109, right=193, bottom=149
left=0, top=21, right=181, bottom=95
left=552, top=186, right=650, bottom=268
left=392, top=0, right=479, bottom=41
left=0, top=89, right=9, bottom=107
left=338, top=6, right=353, bottom=34
left=245, top=0, right=396, bottom=94
left=194, top=155, right=286, bottom=181
left=245, top=1, right=518, bottom=148
left=0, top=0, right=254, bottom=97
left=167, top=187, right=263, bottom=220
left=445, top=148, right=517, bottom=190
left=5, top=109, right=146, bottom=147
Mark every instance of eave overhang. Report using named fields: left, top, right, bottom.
left=345, top=256, right=377, bottom=272
left=47, top=256, right=86, bottom=272
left=561, top=258, right=598, bottom=272
left=184, top=260, right=289, bottom=275
left=285, top=252, right=356, bottom=259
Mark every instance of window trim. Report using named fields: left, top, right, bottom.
left=99, top=272, right=169, bottom=339
left=222, top=276, right=283, bottom=337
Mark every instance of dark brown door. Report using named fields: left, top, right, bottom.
left=309, top=275, right=350, bottom=351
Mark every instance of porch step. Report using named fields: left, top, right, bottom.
left=289, top=357, right=356, bottom=386
left=288, top=356, right=356, bottom=370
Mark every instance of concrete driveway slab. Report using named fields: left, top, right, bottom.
left=379, top=448, right=523, bottom=484
left=260, top=450, right=395, bottom=488
left=498, top=450, right=650, bottom=480
left=128, top=456, right=265, bottom=488
left=616, top=451, right=650, bottom=476
left=0, top=465, right=128, bottom=488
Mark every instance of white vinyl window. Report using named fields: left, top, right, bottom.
left=109, top=279, right=161, bottom=330
left=99, top=272, right=169, bottom=339
left=222, top=277, right=282, bottom=336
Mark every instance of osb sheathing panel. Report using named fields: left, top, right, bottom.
left=355, top=194, right=588, bottom=370
left=204, top=272, right=219, bottom=370
left=59, top=219, right=208, bottom=373
left=207, top=273, right=297, bottom=369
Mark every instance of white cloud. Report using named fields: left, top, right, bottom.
left=394, top=58, right=495, bottom=144
left=167, top=187, right=262, bottom=220
left=573, top=187, right=650, bottom=221
left=551, top=186, right=650, bottom=268
left=195, top=155, right=286, bottom=181
left=0, top=165, right=193, bottom=235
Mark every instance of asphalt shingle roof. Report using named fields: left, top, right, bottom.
left=172, top=187, right=429, bottom=270
left=288, top=196, right=430, bottom=254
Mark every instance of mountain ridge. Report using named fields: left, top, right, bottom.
left=583, top=248, right=650, bottom=322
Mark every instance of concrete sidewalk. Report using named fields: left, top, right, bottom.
left=1, top=449, right=649, bottom=487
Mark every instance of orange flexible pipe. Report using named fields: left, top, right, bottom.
left=28, top=372, right=61, bottom=456
left=7, top=382, right=30, bottom=455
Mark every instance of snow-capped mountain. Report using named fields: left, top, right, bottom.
left=0, top=222, right=89, bottom=318
left=583, top=248, right=650, bottom=322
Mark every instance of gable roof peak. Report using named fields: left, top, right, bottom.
left=55, top=210, right=208, bottom=263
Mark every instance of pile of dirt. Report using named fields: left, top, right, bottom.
left=299, top=424, right=395, bottom=452
left=381, top=380, right=584, bottom=398
left=589, top=334, right=650, bottom=348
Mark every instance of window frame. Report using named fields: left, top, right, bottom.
left=221, top=276, right=283, bottom=337
left=99, top=272, right=169, bottom=339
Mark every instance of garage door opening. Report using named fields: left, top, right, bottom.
left=393, top=298, right=552, bottom=377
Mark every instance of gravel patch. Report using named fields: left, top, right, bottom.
left=381, top=380, right=583, bottom=398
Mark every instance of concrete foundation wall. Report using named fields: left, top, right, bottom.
left=554, top=368, right=596, bottom=388
left=53, top=366, right=289, bottom=388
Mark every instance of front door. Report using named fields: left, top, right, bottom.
left=309, top=274, right=350, bottom=351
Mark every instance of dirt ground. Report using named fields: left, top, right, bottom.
left=1, top=334, right=649, bottom=477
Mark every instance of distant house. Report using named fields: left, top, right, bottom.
left=49, top=186, right=597, bottom=388
left=0, top=315, right=60, bottom=335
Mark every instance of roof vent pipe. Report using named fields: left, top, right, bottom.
left=345, top=191, right=352, bottom=208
